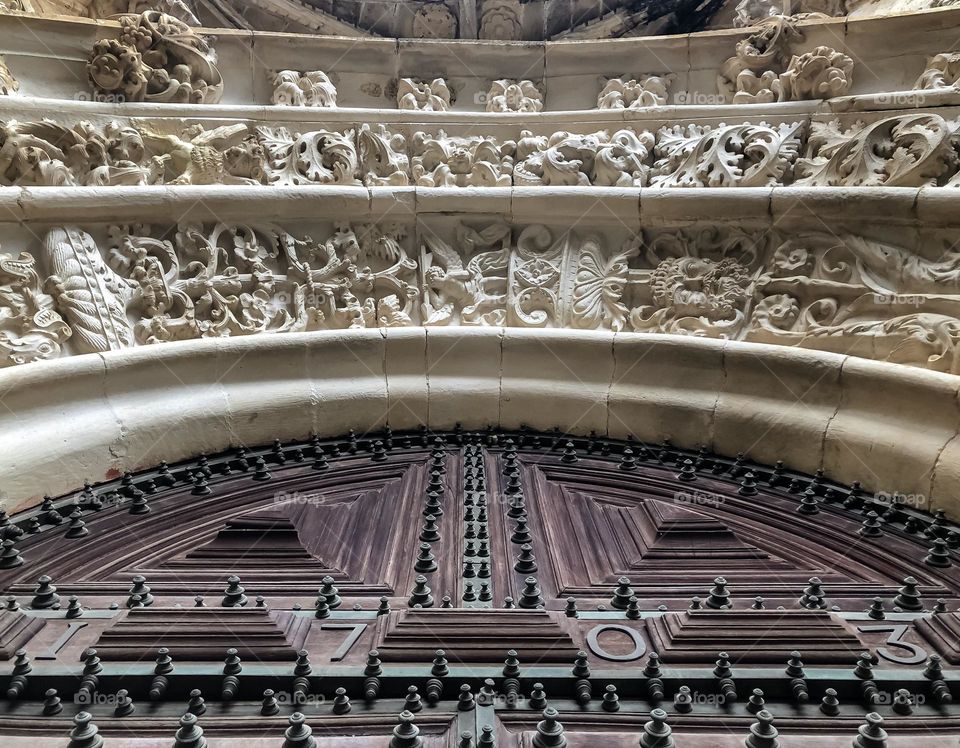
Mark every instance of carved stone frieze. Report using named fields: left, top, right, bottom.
left=0, top=55, right=18, bottom=96
left=485, top=79, right=543, bottom=112
left=87, top=11, right=222, bottom=104
left=514, top=128, right=653, bottom=187
left=597, top=76, right=670, bottom=109
left=651, top=121, right=803, bottom=187
left=794, top=113, right=957, bottom=187
left=0, top=249, right=71, bottom=366
left=397, top=78, right=451, bottom=111
left=0, top=220, right=956, bottom=372
left=719, top=16, right=853, bottom=103
left=412, top=130, right=514, bottom=187
left=104, top=221, right=419, bottom=342
left=270, top=70, right=337, bottom=107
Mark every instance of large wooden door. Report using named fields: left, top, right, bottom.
left=1, top=430, right=958, bottom=745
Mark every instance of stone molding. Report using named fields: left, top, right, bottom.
left=1, top=328, right=958, bottom=523
left=1, top=185, right=960, bottom=375
left=1, top=8, right=959, bottom=111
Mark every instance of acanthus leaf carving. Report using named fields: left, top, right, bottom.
left=571, top=237, right=638, bottom=332
left=397, top=78, right=451, bottom=111
left=270, top=70, right=337, bottom=108
left=256, top=126, right=360, bottom=186
left=0, top=55, right=19, bottom=96
left=793, top=114, right=957, bottom=187
left=358, top=124, right=410, bottom=186
left=0, top=249, right=71, bottom=366
left=651, top=121, right=802, bottom=187
left=915, top=52, right=960, bottom=90
left=88, top=11, right=223, bottom=104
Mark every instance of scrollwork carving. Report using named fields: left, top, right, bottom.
left=651, top=121, right=802, bottom=187
left=88, top=11, right=223, bottom=104
left=270, top=70, right=337, bottom=108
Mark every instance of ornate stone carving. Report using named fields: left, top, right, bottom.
left=421, top=222, right=511, bottom=326
left=794, top=114, right=957, bottom=187
left=571, top=237, right=638, bottom=331
left=397, top=78, right=451, bottom=111
left=915, top=52, right=960, bottom=89
left=270, top=70, right=337, bottom=107
left=43, top=227, right=136, bottom=354
left=412, top=2, right=457, bottom=38
left=0, top=55, right=19, bottom=96
left=256, top=126, right=359, bottom=186
left=480, top=0, right=522, bottom=40
left=485, top=79, right=542, bottom=112
left=719, top=16, right=853, bottom=103
left=733, top=0, right=845, bottom=27
left=597, top=76, right=670, bottom=109
left=0, top=250, right=71, bottom=367
left=106, top=221, right=419, bottom=340
left=358, top=124, right=410, bottom=186
left=651, top=121, right=803, bottom=187
left=90, top=0, right=201, bottom=25
left=0, top=119, right=157, bottom=186
left=143, top=123, right=264, bottom=185
left=87, top=10, right=222, bottom=104
left=412, top=130, right=514, bottom=187
left=514, top=128, right=653, bottom=187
